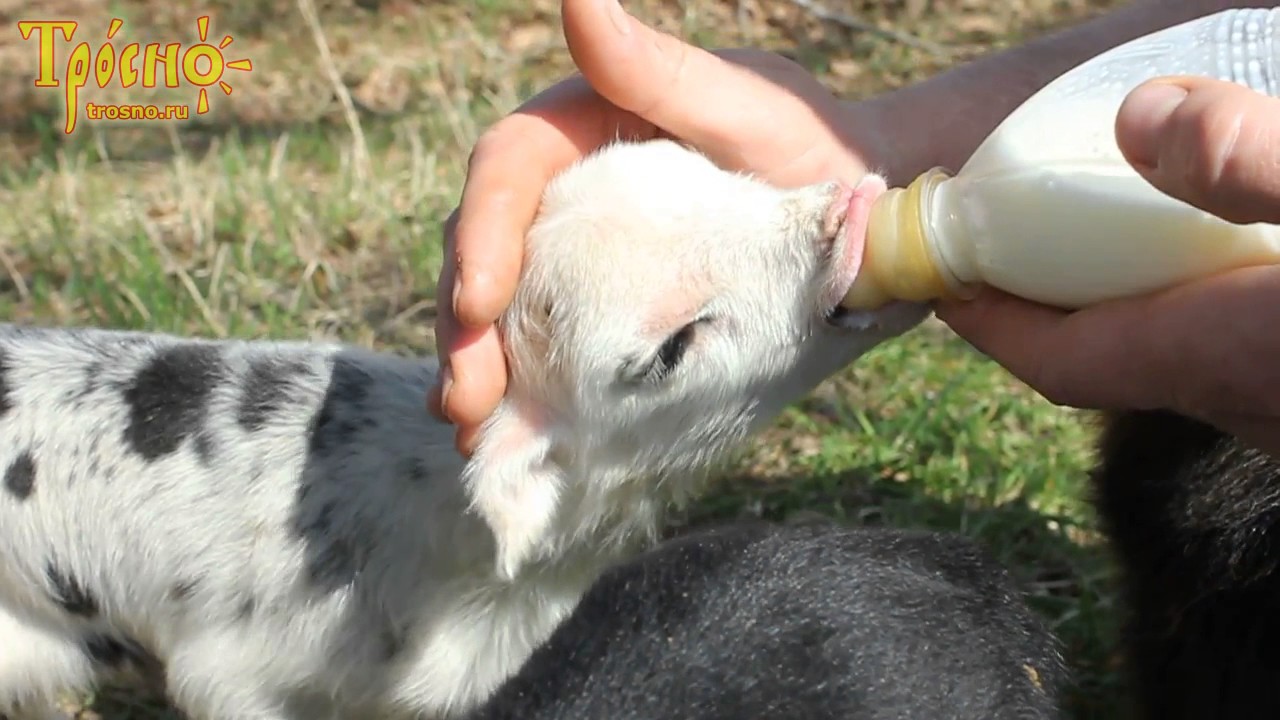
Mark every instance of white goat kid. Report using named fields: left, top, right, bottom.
left=0, top=138, right=929, bottom=720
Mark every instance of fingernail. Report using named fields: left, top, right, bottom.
left=1119, top=81, right=1188, bottom=169
left=606, top=0, right=632, bottom=35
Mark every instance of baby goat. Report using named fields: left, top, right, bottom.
left=0, top=138, right=929, bottom=720
left=467, top=520, right=1067, bottom=720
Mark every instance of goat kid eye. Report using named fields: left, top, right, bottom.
left=650, top=322, right=698, bottom=382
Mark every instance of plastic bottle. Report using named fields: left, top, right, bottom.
left=840, top=7, right=1280, bottom=311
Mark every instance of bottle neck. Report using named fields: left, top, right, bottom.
left=840, top=167, right=971, bottom=310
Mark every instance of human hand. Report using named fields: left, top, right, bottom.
left=936, top=75, right=1280, bottom=454
left=431, top=0, right=891, bottom=454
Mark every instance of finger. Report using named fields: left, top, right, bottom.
left=935, top=287, right=1170, bottom=411
left=429, top=209, right=460, bottom=422
left=938, top=266, right=1280, bottom=416
left=455, top=423, right=483, bottom=459
left=1116, top=75, right=1280, bottom=225
left=452, top=79, right=655, bottom=328
left=561, top=0, right=818, bottom=167
left=427, top=381, right=446, bottom=423
left=433, top=208, right=460, bottom=359
left=443, top=322, right=510, bottom=430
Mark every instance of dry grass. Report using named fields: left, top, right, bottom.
left=0, top=0, right=1132, bottom=717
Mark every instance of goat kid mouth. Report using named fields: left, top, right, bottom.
left=822, top=173, right=886, bottom=331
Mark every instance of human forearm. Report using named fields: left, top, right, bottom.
left=855, top=0, right=1254, bottom=185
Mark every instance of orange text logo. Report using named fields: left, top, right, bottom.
left=17, top=15, right=253, bottom=134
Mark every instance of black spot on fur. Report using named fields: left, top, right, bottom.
left=83, top=360, right=102, bottom=389
left=236, top=594, right=256, bottom=620
left=46, top=563, right=98, bottom=617
left=380, top=626, right=405, bottom=663
left=122, top=343, right=223, bottom=461
left=64, top=360, right=107, bottom=407
left=84, top=634, right=128, bottom=666
left=194, top=431, right=217, bottom=465
left=85, top=451, right=120, bottom=485
left=0, top=346, right=11, bottom=418
left=169, top=579, right=198, bottom=602
left=308, top=356, right=370, bottom=456
left=238, top=357, right=309, bottom=431
left=307, top=537, right=358, bottom=587
left=84, top=633, right=162, bottom=679
left=291, top=491, right=372, bottom=591
left=399, top=457, right=429, bottom=484
left=84, top=634, right=142, bottom=667
left=311, top=501, right=336, bottom=533
left=298, top=502, right=366, bottom=587
left=291, top=355, right=382, bottom=594
left=4, top=450, right=35, bottom=500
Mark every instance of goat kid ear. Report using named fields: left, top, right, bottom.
left=460, top=398, right=565, bottom=580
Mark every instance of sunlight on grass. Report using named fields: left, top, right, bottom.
left=0, top=123, right=445, bottom=348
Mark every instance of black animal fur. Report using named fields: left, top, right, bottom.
left=1092, top=408, right=1280, bottom=719
left=468, top=520, right=1066, bottom=720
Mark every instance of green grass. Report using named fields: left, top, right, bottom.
left=0, top=0, right=1132, bottom=717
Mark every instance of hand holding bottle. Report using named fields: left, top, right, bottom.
left=936, top=75, right=1280, bottom=455
left=431, top=0, right=1242, bottom=455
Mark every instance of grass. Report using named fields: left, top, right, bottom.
left=0, top=0, right=1131, bottom=717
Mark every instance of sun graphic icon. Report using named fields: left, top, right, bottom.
left=189, top=15, right=253, bottom=114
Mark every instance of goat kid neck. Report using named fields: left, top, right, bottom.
left=459, top=390, right=700, bottom=584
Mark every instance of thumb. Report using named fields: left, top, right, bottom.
left=1115, top=75, right=1280, bottom=225
left=560, top=0, right=800, bottom=157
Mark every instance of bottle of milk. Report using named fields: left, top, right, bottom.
left=840, top=7, right=1280, bottom=311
